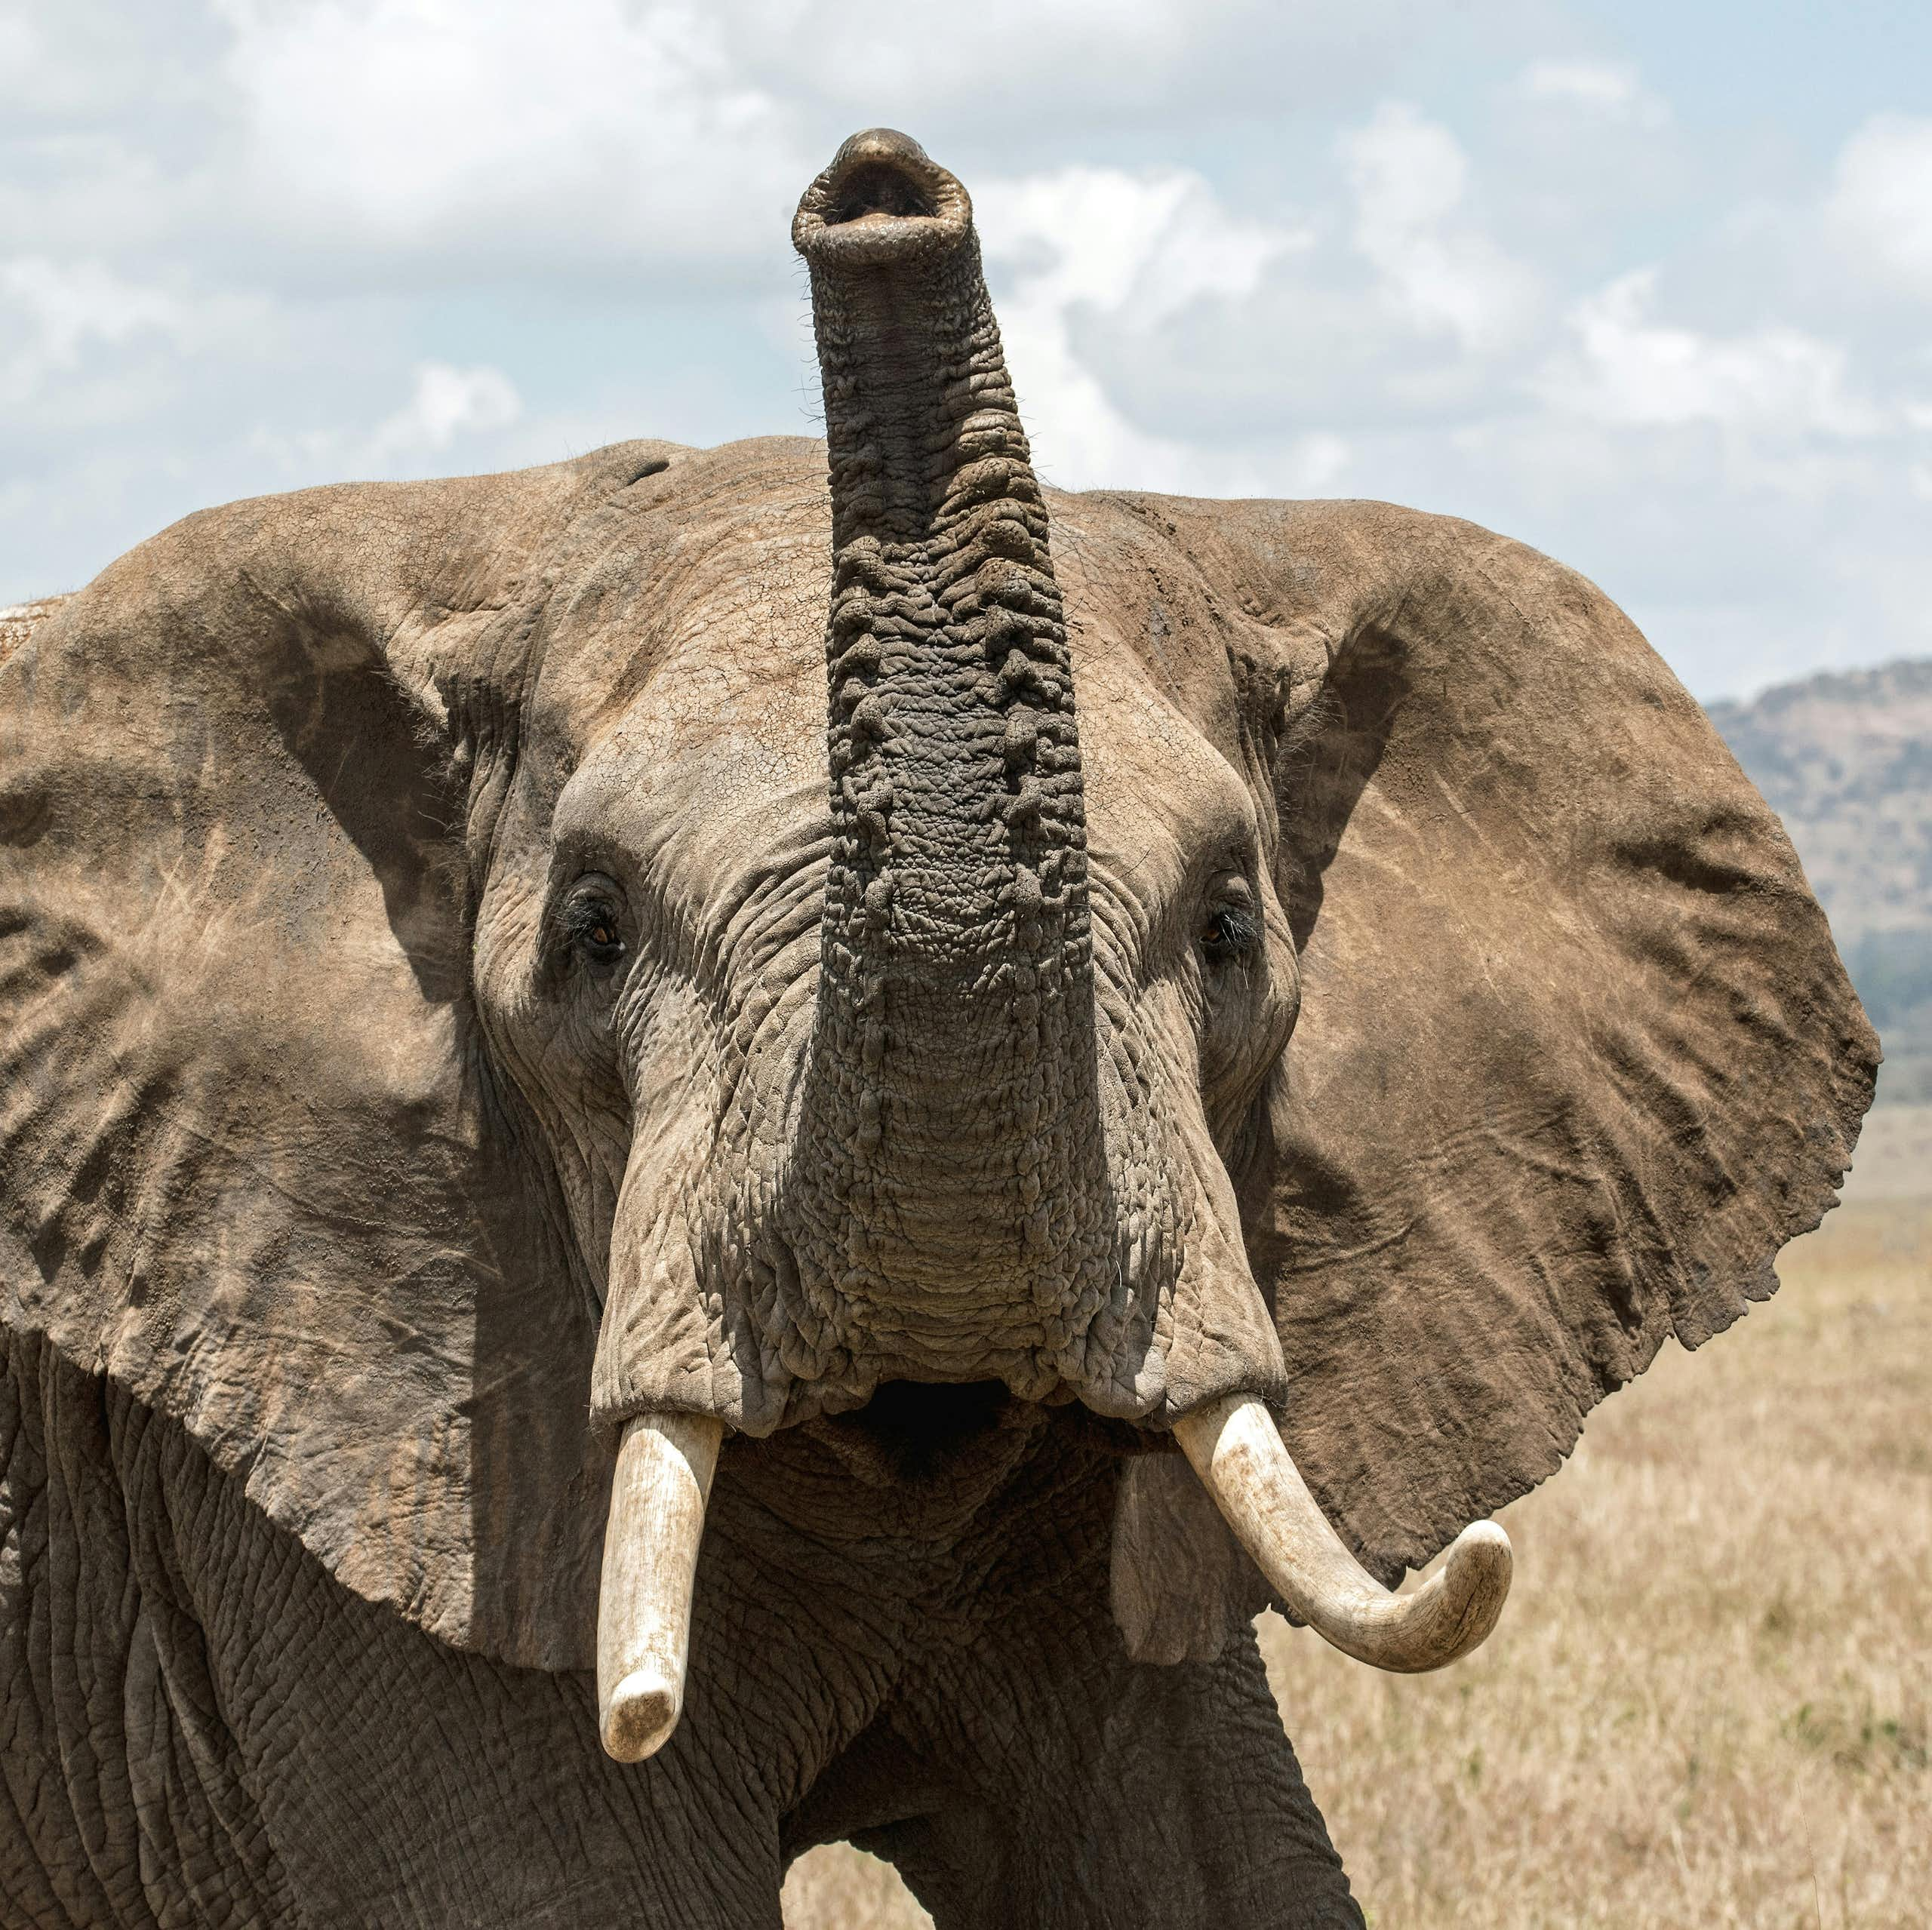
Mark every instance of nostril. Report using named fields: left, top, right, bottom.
left=793, top=127, right=973, bottom=266
left=826, top=160, right=937, bottom=226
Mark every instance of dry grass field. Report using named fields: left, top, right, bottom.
left=783, top=1109, right=1931, bottom=1928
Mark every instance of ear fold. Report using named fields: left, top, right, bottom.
left=1171, top=497, right=1876, bottom=1590
left=0, top=467, right=638, bottom=1668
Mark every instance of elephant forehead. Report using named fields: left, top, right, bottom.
left=1051, top=493, right=1247, bottom=757
left=527, top=452, right=830, bottom=758
left=552, top=635, right=830, bottom=908
left=1077, top=650, right=1259, bottom=890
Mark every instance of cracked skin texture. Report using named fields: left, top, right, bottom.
left=0, top=128, right=1875, bottom=1930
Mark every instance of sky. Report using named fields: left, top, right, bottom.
left=3, top=0, right=1930, bottom=699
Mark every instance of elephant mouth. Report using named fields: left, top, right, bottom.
left=805, top=1378, right=1031, bottom=1486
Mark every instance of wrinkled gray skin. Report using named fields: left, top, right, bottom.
left=0, top=133, right=1875, bottom=1927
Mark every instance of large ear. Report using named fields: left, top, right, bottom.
left=1166, top=496, right=1878, bottom=1589
left=0, top=452, right=672, bottom=1667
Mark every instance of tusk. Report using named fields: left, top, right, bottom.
left=596, top=1411, right=724, bottom=1763
left=1174, top=1393, right=1511, bottom=1673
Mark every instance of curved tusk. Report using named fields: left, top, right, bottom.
left=1174, top=1393, right=1511, bottom=1673
left=596, top=1411, right=724, bottom=1763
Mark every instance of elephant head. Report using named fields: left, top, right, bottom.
left=0, top=130, right=1875, bottom=1778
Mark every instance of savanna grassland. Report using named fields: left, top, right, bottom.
left=783, top=1109, right=1932, bottom=1929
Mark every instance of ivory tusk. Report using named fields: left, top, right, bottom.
left=596, top=1410, right=724, bottom=1763
left=1173, top=1393, right=1511, bottom=1673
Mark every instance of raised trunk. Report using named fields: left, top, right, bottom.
left=787, top=131, right=1114, bottom=1395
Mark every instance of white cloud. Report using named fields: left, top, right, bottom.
left=1825, top=112, right=1932, bottom=298
left=251, top=361, right=525, bottom=482
left=0, top=257, right=276, bottom=429
left=980, top=167, right=1294, bottom=325
left=2, top=6, right=1930, bottom=698
left=214, top=0, right=800, bottom=273
left=0, top=17, right=36, bottom=97
left=368, top=361, right=522, bottom=459
left=1038, top=104, right=1545, bottom=447
left=974, top=166, right=1316, bottom=490
left=1519, top=57, right=1667, bottom=127
left=1537, top=268, right=1886, bottom=436
left=720, top=0, right=1431, bottom=143
left=737, top=0, right=1195, bottom=116
left=1340, top=104, right=1540, bottom=352
left=109, top=0, right=1449, bottom=291
left=958, top=92, right=1932, bottom=698
left=1, top=257, right=191, bottom=372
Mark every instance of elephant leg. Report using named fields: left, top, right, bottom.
left=866, top=1622, right=1360, bottom=1930
left=1, top=1336, right=794, bottom=1930
left=0, top=1332, right=311, bottom=1929
left=165, top=1423, right=792, bottom=1928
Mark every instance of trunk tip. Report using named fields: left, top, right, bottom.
left=794, top=128, right=972, bottom=266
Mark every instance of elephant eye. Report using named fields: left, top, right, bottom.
left=1200, top=888, right=1260, bottom=967
left=561, top=881, right=627, bottom=971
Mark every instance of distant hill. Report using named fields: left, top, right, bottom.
left=1709, top=659, right=1932, bottom=1105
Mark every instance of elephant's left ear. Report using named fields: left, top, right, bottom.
left=0, top=458, right=660, bottom=1668
left=1169, top=496, right=1877, bottom=1590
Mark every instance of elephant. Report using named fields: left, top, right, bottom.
left=0, top=128, right=1875, bottom=1928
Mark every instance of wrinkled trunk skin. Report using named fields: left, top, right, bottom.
left=781, top=131, right=1118, bottom=1403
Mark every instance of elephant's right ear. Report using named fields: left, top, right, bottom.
left=1168, top=496, right=1877, bottom=1596
left=0, top=458, right=664, bottom=1668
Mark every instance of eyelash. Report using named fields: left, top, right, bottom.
left=561, top=895, right=626, bottom=967
left=1200, top=901, right=1261, bottom=966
